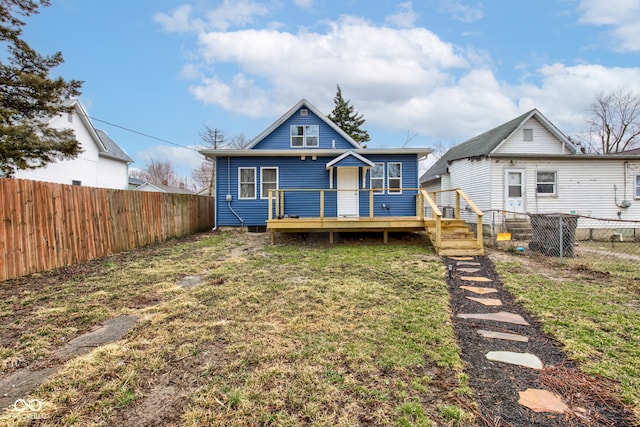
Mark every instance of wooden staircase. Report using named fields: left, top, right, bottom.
left=425, top=219, right=485, bottom=256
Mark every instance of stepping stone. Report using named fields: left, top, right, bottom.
left=450, top=256, right=474, bottom=261
left=518, top=389, right=569, bottom=413
left=457, top=311, right=530, bottom=325
left=460, top=286, right=498, bottom=295
left=486, top=351, right=543, bottom=370
left=456, top=261, right=480, bottom=266
left=460, top=276, right=492, bottom=282
left=178, top=275, right=203, bottom=289
left=457, top=267, right=481, bottom=273
left=466, top=296, right=502, bottom=306
left=477, top=329, right=529, bottom=342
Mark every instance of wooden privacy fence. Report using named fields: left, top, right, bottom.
left=0, top=179, right=215, bottom=282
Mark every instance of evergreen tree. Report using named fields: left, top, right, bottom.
left=0, top=0, right=83, bottom=177
left=327, top=85, right=370, bottom=145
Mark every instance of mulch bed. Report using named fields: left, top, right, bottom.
left=444, top=256, right=636, bottom=427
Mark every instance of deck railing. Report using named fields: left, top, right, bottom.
left=424, top=188, right=484, bottom=247
left=267, top=188, right=424, bottom=221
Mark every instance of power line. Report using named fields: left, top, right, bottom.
left=83, top=114, right=201, bottom=152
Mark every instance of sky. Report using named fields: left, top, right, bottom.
left=21, top=0, right=640, bottom=177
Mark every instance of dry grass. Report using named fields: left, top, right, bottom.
left=490, top=249, right=640, bottom=422
left=1, top=231, right=475, bottom=426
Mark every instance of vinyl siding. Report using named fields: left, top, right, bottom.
left=251, top=108, right=356, bottom=150
left=495, top=117, right=567, bottom=155
left=216, top=154, right=420, bottom=226
left=448, top=158, right=491, bottom=224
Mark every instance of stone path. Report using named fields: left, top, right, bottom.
left=447, top=257, right=579, bottom=421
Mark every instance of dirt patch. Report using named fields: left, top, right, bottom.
left=445, top=256, right=635, bottom=426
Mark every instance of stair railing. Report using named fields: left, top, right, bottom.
left=420, top=189, right=442, bottom=249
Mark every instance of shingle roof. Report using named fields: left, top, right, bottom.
left=96, top=129, right=133, bottom=163
left=420, top=109, right=576, bottom=184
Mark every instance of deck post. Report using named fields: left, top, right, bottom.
left=274, top=191, right=279, bottom=219
left=320, top=190, right=324, bottom=220
left=383, top=230, right=388, bottom=244
left=455, top=191, right=461, bottom=219
left=369, top=189, right=374, bottom=219
left=280, top=191, right=285, bottom=217
left=270, top=230, right=275, bottom=245
left=329, top=231, right=334, bottom=244
left=268, top=190, right=273, bottom=220
left=477, top=213, right=484, bottom=247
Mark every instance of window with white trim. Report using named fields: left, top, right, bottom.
left=387, top=162, right=402, bottom=194
left=260, top=167, right=278, bottom=199
left=523, top=128, right=533, bottom=141
left=636, top=174, right=640, bottom=199
left=290, top=125, right=319, bottom=147
left=536, top=171, right=557, bottom=195
left=238, top=167, right=256, bottom=199
left=370, top=163, right=384, bottom=194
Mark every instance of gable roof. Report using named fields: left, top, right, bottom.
left=96, top=129, right=133, bottom=163
left=134, top=182, right=194, bottom=194
left=244, top=99, right=362, bottom=150
left=325, top=151, right=375, bottom=169
left=420, top=109, right=578, bottom=184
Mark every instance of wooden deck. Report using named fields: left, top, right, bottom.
left=265, top=188, right=485, bottom=255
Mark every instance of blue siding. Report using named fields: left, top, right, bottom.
left=252, top=108, right=356, bottom=150
left=216, top=153, right=420, bottom=226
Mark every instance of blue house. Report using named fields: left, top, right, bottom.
left=200, top=99, right=484, bottom=254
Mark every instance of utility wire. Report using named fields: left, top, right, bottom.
left=81, top=113, right=201, bottom=152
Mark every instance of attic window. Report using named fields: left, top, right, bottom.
left=523, top=128, right=533, bottom=141
left=291, top=125, right=319, bottom=147
left=300, top=109, right=308, bottom=116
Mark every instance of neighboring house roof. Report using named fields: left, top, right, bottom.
left=244, top=99, right=362, bottom=150
left=128, top=177, right=145, bottom=186
left=615, top=147, right=640, bottom=155
left=96, top=129, right=133, bottom=163
left=134, top=182, right=194, bottom=194
left=420, top=109, right=578, bottom=184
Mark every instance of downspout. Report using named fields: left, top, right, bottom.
left=211, top=156, right=218, bottom=231
left=226, top=157, right=244, bottom=226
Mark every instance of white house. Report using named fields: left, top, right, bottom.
left=14, top=99, right=132, bottom=189
left=420, top=109, right=640, bottom=237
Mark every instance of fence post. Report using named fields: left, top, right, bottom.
left=559, top=215, right=564, bottom=264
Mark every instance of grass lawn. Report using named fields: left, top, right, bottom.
left=0, top=232, right=475, bottom=426
left=491, top=250, right=640, bottom=420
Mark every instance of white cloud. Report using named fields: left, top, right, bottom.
left=437, top=0, right=484, bottom=24
left=577, top=0, right=640, bottom=51
left=154, top=0, right=269, bottom=33
left=386, top=1, right=419, bottom=28
left=293, top=0, right=314, bottom=9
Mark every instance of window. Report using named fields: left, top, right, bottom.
left=387, top=162, right=402, bottom=194
left=523, top=128, right=533, bottom=141
left=290, top=125, right=319, bottom=147
left=536, top=171, right=557, bottom=195
left=72, top=180, right=81, bottom=186
left=260, top=167, right=278, bottom=199
left=370, top=163, right=384, bottom=194
left=636, top=174, right=640, bottom=199
left=238, top=167, right=256, bottom=199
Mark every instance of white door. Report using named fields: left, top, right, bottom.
left=337, top=168, right=359, bottom=217
left=505, top=169, right=525, bottom=214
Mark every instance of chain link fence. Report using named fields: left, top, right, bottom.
left=486, top=210, right=640, bottom=263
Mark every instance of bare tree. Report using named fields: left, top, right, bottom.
left=131, top=159, right=179, bottom=187
left=228, top=133, right=252, bottom=149
left=191, top=160, right=213, bottom=193
left=586, top=88, right=640, bottom=153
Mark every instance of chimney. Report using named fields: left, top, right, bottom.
left=161, top=180, right=168, bottom=186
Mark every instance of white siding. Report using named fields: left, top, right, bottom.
left=13, top=106, right=129, bottom=189
left=495, top=117, right=567, bottom=155
left=448, top=158, right=491, bottom=223
left=487, top=158, right=640, bottom=221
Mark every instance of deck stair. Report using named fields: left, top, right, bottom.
left=426, top=219, right=484, bottom=256
left=504, top=218, right=532, bottom=241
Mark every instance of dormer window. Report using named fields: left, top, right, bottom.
left=291, top=125, right=319, bottom=148
left=523, top=128, right=533, bottom=141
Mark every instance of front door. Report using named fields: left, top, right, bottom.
left=505, top=169, right=525, bottom=214
left=337, top=167, right=359, bottom=217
